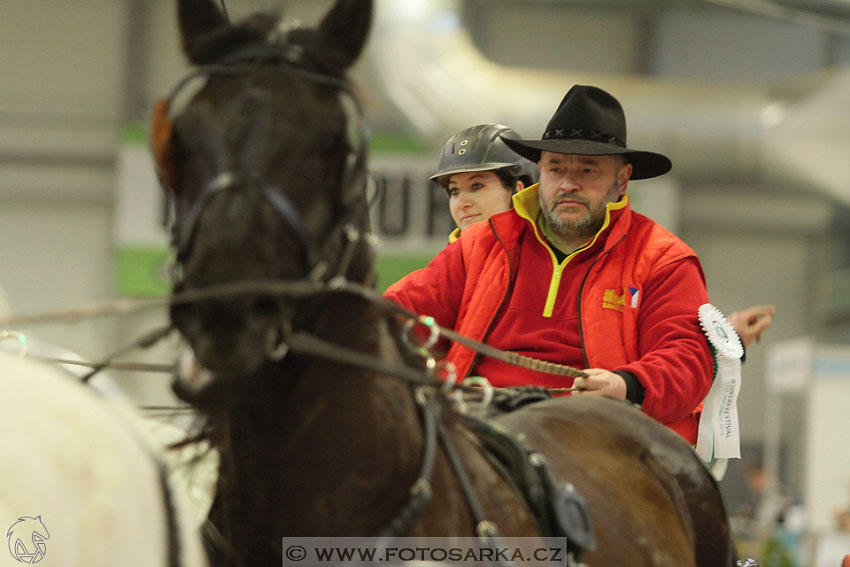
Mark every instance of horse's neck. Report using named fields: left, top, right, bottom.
left=219, top=297, right=424, bottom=537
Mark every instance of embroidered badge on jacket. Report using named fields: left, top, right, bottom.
left=602, top=289, right=625, bottom=311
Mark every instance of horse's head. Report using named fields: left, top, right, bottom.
left=154, top=0, right=374, bottom=378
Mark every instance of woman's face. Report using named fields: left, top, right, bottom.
left=446, top=171, right=515, bottom=231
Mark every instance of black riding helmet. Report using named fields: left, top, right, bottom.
left=429, top=124, right=539, bottom=190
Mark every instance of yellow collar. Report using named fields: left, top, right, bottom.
left=513, top=183, right=629, bottom=255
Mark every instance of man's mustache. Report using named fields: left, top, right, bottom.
left=549, top=192, right=590, bottom=211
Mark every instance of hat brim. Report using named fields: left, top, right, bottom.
left=428, top=162, right=520, bottom=182
left=502, top=137, right=671, bottom=180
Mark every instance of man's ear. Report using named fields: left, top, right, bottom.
left=514, top=180, right=525, bottom=194
left=617, top=163, right=632, bottom=196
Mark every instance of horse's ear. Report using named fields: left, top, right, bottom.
left=178, top=0, right=280, bottom=65
left=178, top=0, right=228, bottom=63
left=314, top=0, right=373, bottom=74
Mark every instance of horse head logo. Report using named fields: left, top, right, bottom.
left=6, top=516, right=50, bottom=564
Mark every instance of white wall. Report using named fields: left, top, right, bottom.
left=651, top=9, right=832, bottom=81
left=0, top=202, right=114, bottom=355
left=468, top=3, right=647, bottom=74
left=0, top=0, right=127, bottom=117
left=0, top=0, right=126, bottom=360
left=805, top=350, right=850, bottom=533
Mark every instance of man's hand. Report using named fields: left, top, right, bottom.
left=728, top=305, right=775, bottom=348
left=573, top=368, right=627, bottom=400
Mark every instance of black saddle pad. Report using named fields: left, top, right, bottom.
left=491, top=385, right=553, bottom=413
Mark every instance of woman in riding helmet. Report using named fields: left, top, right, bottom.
left=430, top=124, right=538, bottom=242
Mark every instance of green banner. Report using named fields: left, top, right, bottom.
left=115, top=246, right=170, bottom=297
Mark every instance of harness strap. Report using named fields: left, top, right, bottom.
left=377, top=387, right=438, bottom=538
left=279, top=331, right=508, bottom=543
left=175, top=173, right=314, bottom=267
left=463, top=415, right=595, bottom=561
left=286, top=332, right=442, bottom=387
left=435, top=418, right=502, bottom=542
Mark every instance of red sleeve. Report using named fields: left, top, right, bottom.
left=383, top=239, right=467, bottom=332
left=616, top=257, right=714, bottom=424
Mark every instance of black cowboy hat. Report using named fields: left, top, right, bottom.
left=501, top=85, right=671, bottom=180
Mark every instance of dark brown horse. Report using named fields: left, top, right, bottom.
left=154, top=1, right=738, bottom=566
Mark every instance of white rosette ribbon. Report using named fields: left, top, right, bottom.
left=695, top=303, right=744, bottom=464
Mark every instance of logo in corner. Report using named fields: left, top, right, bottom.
left=6, top=516, right=50, bottom=564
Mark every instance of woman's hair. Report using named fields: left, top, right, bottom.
left=493, top=169, right=522, bottom=191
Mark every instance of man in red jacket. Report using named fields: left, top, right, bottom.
left=386, top=84, right=714, bottom=444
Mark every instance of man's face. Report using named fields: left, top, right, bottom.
left=537, top=152, right=631, bottom=238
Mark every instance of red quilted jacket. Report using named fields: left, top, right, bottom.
left=385, top=190, right=713, bottom=443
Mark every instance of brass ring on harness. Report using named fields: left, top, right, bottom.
left=462, top=376, right=494, bottom=407
left=402, top=315, right=440, bottom=351
left=435, top=360, right=457, bottom=392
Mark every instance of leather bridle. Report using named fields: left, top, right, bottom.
left=161, top=41, right=370, bottom=285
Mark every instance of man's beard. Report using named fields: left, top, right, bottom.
left=540, top=184, right=620, bottom=239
